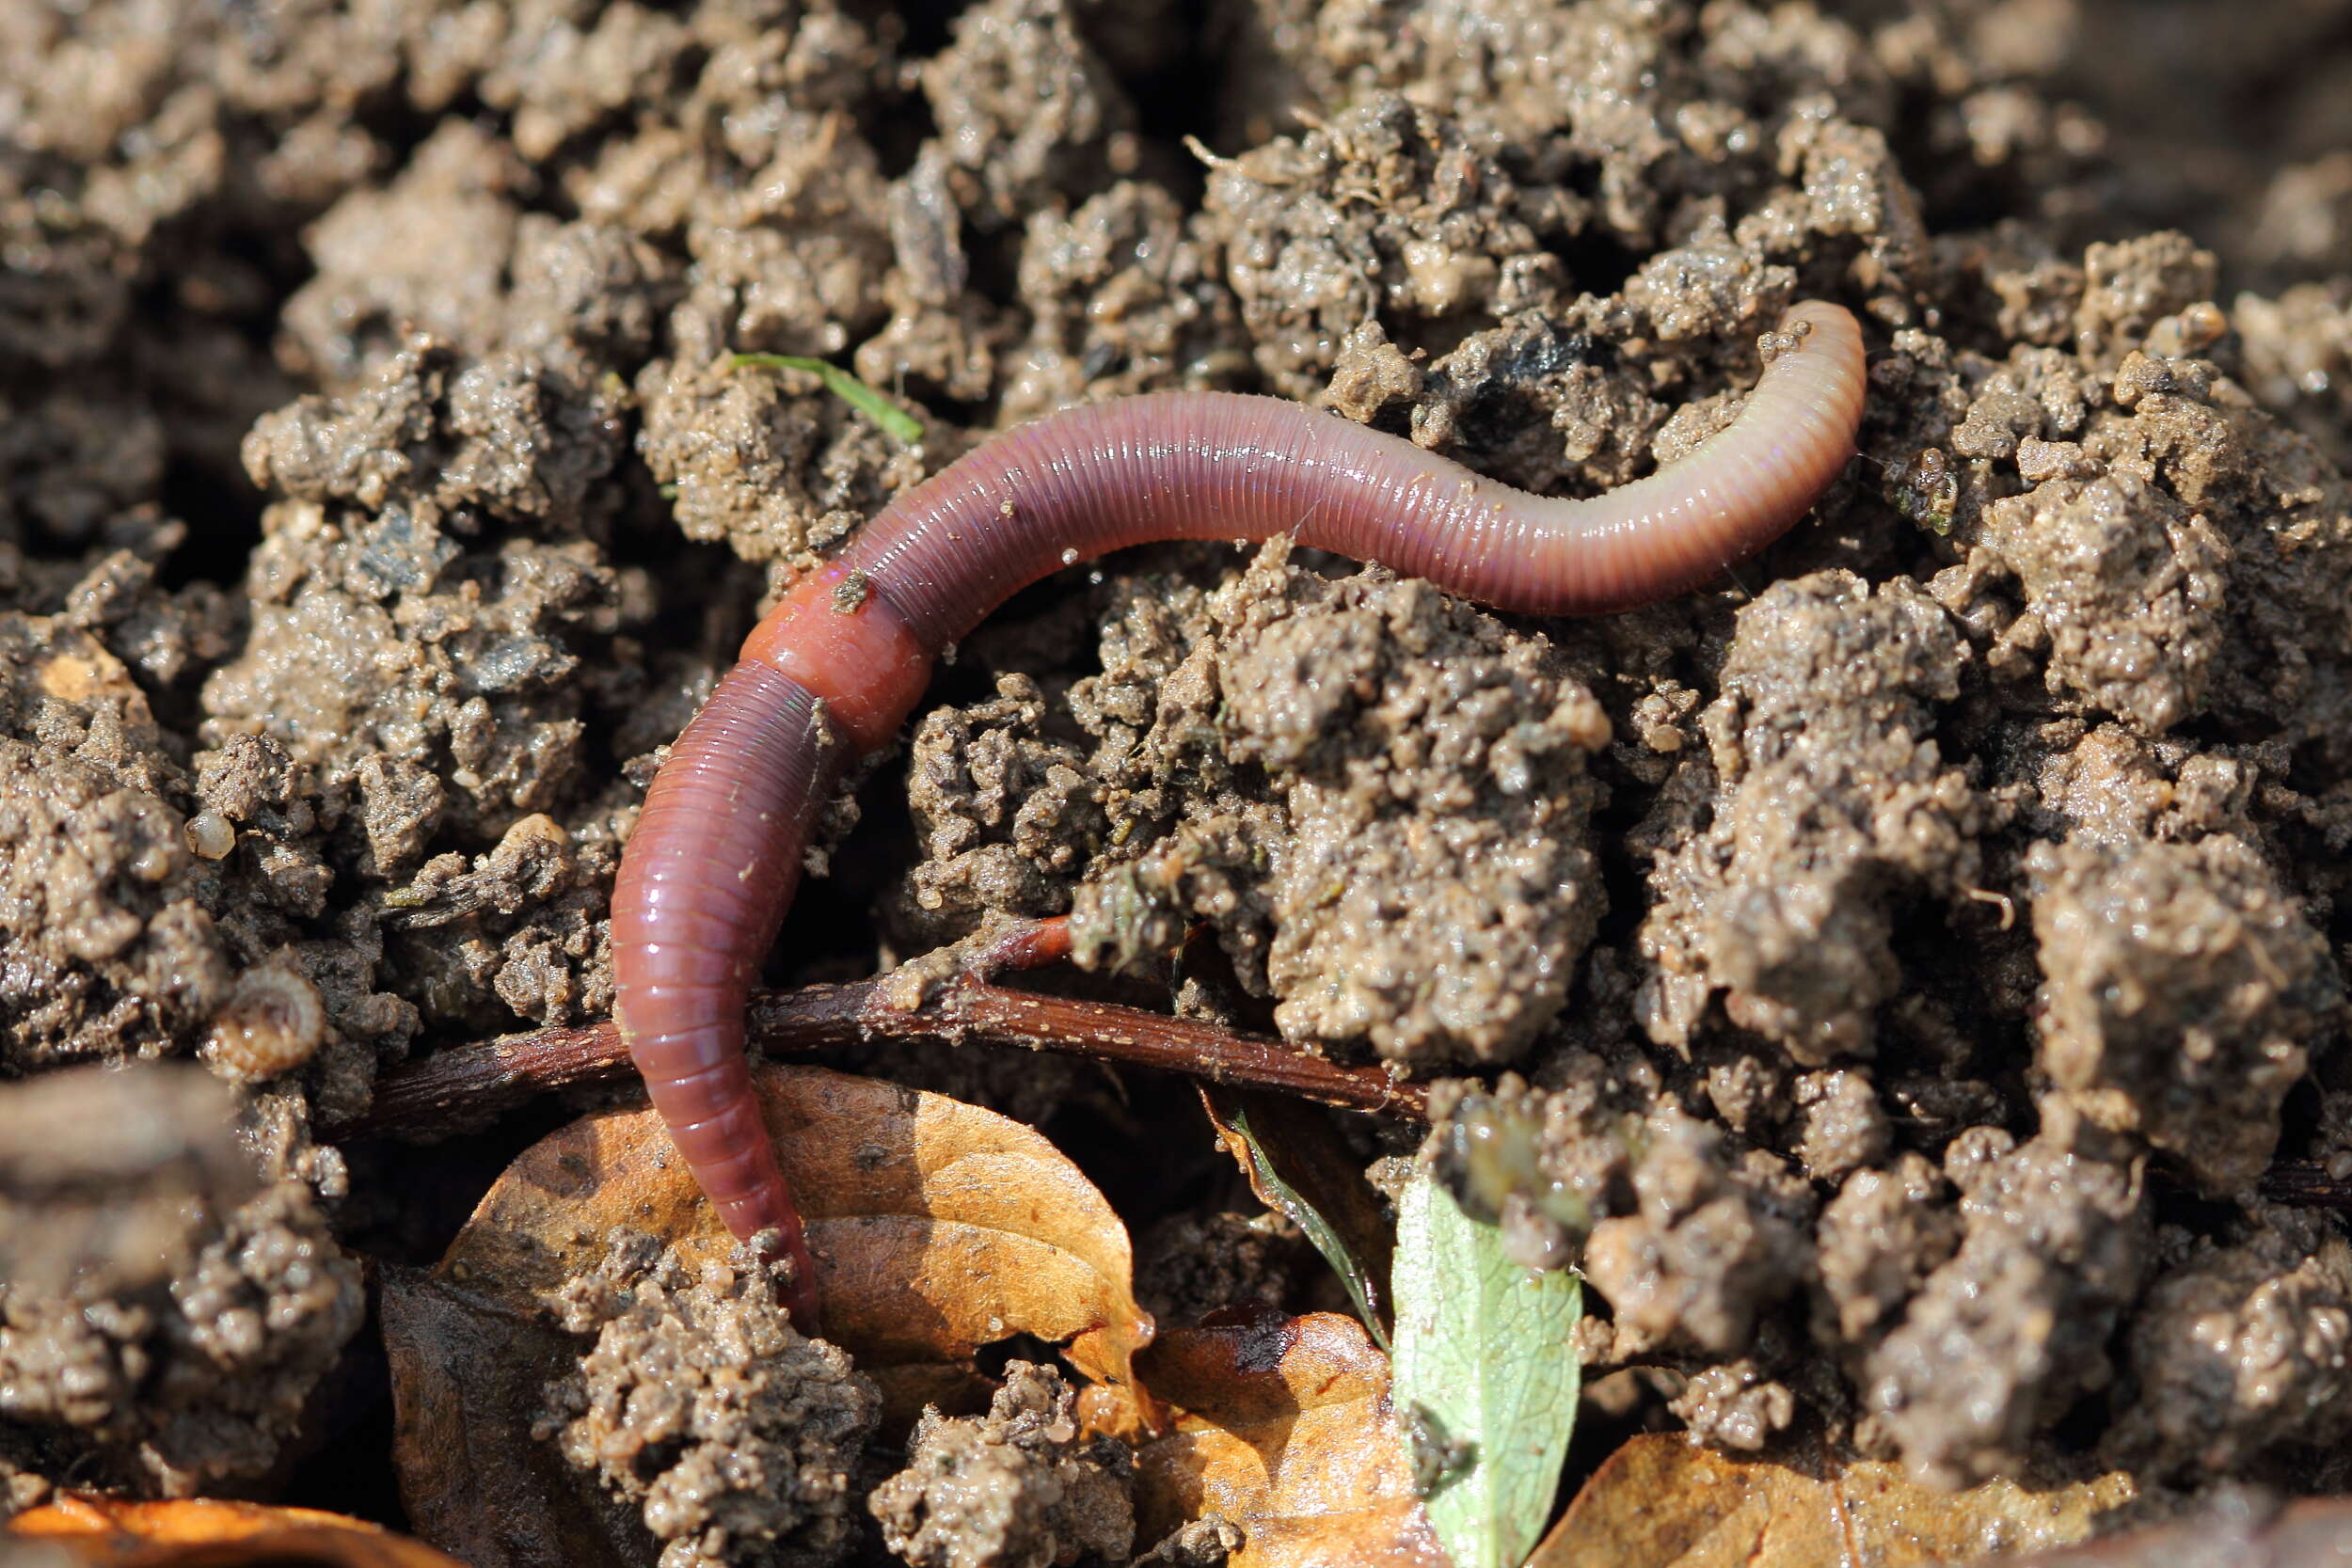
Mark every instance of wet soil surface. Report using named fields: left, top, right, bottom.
left=6, top=0, right=2352, bottom=1560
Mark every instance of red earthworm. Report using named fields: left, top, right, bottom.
left=611, top=300, right=1866, bottom=1329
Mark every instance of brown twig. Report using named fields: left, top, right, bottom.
left=340, top=969, right=1426, bottom=1139
left=958, top=913, right=1078, bottom=976
left=2258, top=1161, right=2352, bottom=1210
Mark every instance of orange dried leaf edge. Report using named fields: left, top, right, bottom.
left=1136, top=1311, right=1448, bottom=1568
left=1531, top=1434, right=2138, bottom=1568
left=9, top=1495, right=467, bottom=1568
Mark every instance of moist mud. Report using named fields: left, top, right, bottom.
left=5, top=0, right=2352, bottom=1549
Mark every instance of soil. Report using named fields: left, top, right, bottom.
left=867, top=1361, right=1134, bottom=1568
left=538, top=1232, right=881, bottom=1568
left=5, top=0, right=2352, bottom=1560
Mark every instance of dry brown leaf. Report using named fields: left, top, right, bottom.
left=9, top=1495, right=465, bottom=1567
left=437, top=1062, right=1152, bottom=1387
left=1532, top=1434, right=2138, bottom=1568
left=1135, top=1310, right=1448, bottom=1568
left=379, top=1261, right=647, bottom=1568
left=1985, top=1497, right=2352, bottom=1566
left=383, top=1064, right=1155, bottom=1566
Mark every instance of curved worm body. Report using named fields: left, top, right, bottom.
left=611, top=301, right=1866, bottom=1326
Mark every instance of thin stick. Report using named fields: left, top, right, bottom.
left=2258, top=1162, right=2352, bottom=1210
left=335, top=944, right=2350, bottom=1217
left=340, top=974, right=1426, bottom=1139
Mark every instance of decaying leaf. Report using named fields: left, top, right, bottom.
left=384, top=1064, right=1155, bottom=1567
left=1985, top=1497, right=2352, bottom=1566
left=1531, top=1434, right=2139, bottom=1568
left=1135, top=1310, right=1449, bottom=1568
left=437, top=1062, right=1152, bottom=1390
left=1392, top=1173, right=1582, bottom=1568
left=8, top=1495, right=466, bottom=1567
left=379, top=1262, right=648, bottom=1568
left=1202, top=1088, right=1395, bottom=1349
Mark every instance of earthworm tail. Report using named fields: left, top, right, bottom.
left=841, top=299, right=1865, bottom=640
left=612, top=301, right=1866, bottom=1328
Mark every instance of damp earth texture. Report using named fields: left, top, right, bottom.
left=4, top=0, right=2352, bottom=1556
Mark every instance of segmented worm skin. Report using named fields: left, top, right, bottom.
left=610, top=300, right=1866, bottom=1327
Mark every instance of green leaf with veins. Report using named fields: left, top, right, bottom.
left=1392, top=1173, right=1582, bottom=1568
left=727, top=354, right=925, bottom=446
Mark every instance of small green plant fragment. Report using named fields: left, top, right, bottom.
left=1891, top=446, right=1959, bottom=535
left=1392, top=1173, right=1582, bottom=1568
left=1230, top=1107, right=1391, bottom=1353
left=727, top=353, right=925, bottom=446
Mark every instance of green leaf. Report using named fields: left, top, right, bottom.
left=727, top=353, right=925, bottom=446
left=1228, top=1105, right=1391, bottom=1354
left=1392, top=1174, right=1582, bottom=1568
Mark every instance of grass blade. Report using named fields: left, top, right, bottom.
left=1219, top=1101, right=1391, bottom=1353
left=727, top=353, right=924, bottom=446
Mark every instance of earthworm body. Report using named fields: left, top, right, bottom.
left=610, top=300, right=1867, bottom=1327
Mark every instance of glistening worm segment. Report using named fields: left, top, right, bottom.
left=610, top=300, right=1867, bottom=1327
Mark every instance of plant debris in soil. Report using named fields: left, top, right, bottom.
left=6, top=0, right=2352, bottom=1560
